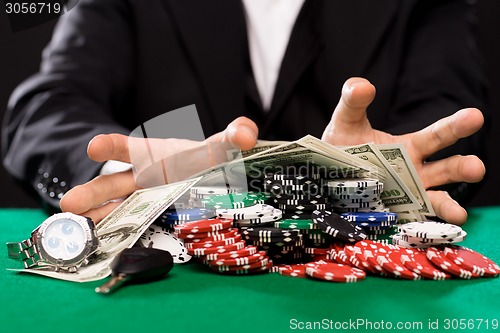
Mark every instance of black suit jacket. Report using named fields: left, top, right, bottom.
left=2, top=0, right=488, bottom=209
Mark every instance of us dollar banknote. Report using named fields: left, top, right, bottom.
left=377, top=143, right=435, bottom=217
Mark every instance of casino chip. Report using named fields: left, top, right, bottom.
left=426, top=247, right=479, bottom=279
left=341, top=212, right=397, bottom=223
left=352, top=240, right=389, bottom=275
left=208, top=251, right=268, bottom=267
left=188, top=241, right=247, bottom=256
left=277, top=203, right=333, bottom=211
left=274, top=219, right=317, bottom=230
left=183, top=235, right=243, bottom=249
left=442, top=246, right=500, bottom=277
left=400, top=248, right=451, bottom=280
left=201, top=192, right=269, bottom=209
left=216, top=204, right=276, bottom=220
left=160, top=208, right=215, bottom=221
left=174, top=218, right=233, bottom=234
left=398, top=221, right=463, bottom=239
left=375, top=246, right=421, bottom=280
left=138, top=224, right=192, bottom=264
left=203, top=246, right=259, bottom=261
left=210, top=258, right=270, bottom=272
left=305, top=262, right=366, bottom=282
left=399, top=230, right=467, bottom=245
left=312, top=210, right=367, bottom=243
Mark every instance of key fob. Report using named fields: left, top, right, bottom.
left=111, top=247, right=174, bottom=281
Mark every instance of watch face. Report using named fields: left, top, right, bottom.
left=41, top=217, right=86, bottom=260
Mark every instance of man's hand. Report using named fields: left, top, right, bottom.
left=322, top=77, right=485, bottom=225
left=60, top=117, right=259, bottom=223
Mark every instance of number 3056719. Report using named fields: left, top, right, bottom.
left=5, top=2, right=61, bottom=14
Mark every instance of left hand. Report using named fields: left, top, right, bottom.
left=321, top=77, right=485, bottom=225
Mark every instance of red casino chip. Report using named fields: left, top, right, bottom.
left=208, top=251, right=267, bottom=267
left=442, top=246, right=500, bottom=277
left=174, top=218, right=233, bottom=234
left=176, top=228, right=238, bottom=240
left=376, top=246, right=421, bottom=280
left=183, top=229, right=240, bottom=242
left=400, top=248, right=451, bottom=280
left=352, top=240, right=386, bottom=275
left=215, top=261, right=274, bottom=275
left=210, top=257, right=270, bottom=272
left=343, top=244, right=370, bottom=271
left=188, top=240, right=246, bottom=256
left=426, top=247, right=479, bottom=279
left=278, top=264, right=308, bottom=278
left=333, top=243, right=352, bottom=265
left=183, top=235, right=242, bottom=249
left=202, top=246, right=259, bottom=260
left=305, top=262, right=366, bottom=282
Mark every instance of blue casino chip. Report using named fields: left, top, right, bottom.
left=340, top=212, right=398, bottom=224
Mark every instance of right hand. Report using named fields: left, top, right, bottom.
left=60, top=117, right=259, bottom=224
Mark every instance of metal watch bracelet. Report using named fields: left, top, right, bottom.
left=7, top=238, right=41, bottom=269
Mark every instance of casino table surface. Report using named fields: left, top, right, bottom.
left=1, top=208, right=499, bottom=333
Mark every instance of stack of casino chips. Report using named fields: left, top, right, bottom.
left=323, top=239, right=500, bottom=280
left=263, top=171, right=334, bottom=260
left=326, top=178, right=386, bottom=213
left=214, top=203, right=304, bottom=264
left=392, top=221, right=467, bottom=249
left=340, top=211, right=398, bottom=243
left=239, top=226, right=304, bottom=264
left=173, top=217, right=272, bottom=274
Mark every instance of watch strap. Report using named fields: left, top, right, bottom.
left=6, top=239, right=41, bottom=268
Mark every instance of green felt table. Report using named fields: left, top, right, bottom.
left=1, top=208, right=500, bottom=333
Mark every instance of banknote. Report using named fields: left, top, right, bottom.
left=343, top=143, right=421, bottom=212
left=377, top=143, right=435, bottom=217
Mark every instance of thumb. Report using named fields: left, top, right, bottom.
left=321, top=77, right=376, bottom=144
left=207, top=116, right=259, bottom=151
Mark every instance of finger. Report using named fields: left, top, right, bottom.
left=207, top=116, right=259, bottom=150
left=87, top=133, right=131, bottom=163
left=80, top=201, right=124, bottom=225
left=420, top=155, right=485, bottom=188
left=427, top=190, right=468, bottom=225
left=411, top=108, right=484, bottom=158
left=321, top=77, right=376, bottom=144
left=60, top=170, right=138, bottom=214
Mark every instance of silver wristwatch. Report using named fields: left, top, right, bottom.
left=7, top=212, right=99, bottom=272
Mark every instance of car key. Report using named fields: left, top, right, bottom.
left=95, top=247, right=173, bottom=294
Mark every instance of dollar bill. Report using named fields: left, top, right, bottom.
left=10, top=177, right=201, bottom=282
left=377, top=143, right=436, bottom=217
left=343, top=143, right=421, bottom=212
left=226, top=140, right=290, bottom=160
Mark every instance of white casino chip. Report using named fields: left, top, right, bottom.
left=216, top=204, right=275, bottom=220
left=138, top=224, right=192, bottom=264
left=398, top=221, right=463, bottom=240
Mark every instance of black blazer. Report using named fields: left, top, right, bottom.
left=2, top=0, right=488, bottom=208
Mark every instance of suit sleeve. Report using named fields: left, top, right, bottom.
left=1, top=0, right=134, bottom=209
left=384, top=0, right=489, bottom=203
